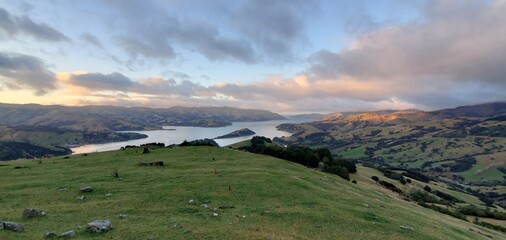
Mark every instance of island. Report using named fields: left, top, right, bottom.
left=214, top=128, right=256, bottom=139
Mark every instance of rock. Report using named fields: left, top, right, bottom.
left=86, top=219, right=112, bottom=233
left=173, top=224, right=183, bottom=228
left=80, top=186, right=93, bottom=193
left=59, top=230, right=76, bottom=238
left=400, top=225, right=415, bottom=231
left=188, top=199, right=196, bottom=205
left=0, top=221, right=24, bottom=232
left=43, top=232, right=57, bottom=238
left=118, top=213, right=128, bottom=219
left=212, top=212, right=219, bottom=217
left=76, top=195, right=87, bottom=201
left=260, top=211, right=271, bottom=216
left=105, top=193, right=113, bottom=197
left=22, top=208, right=46, bottom=218
left=201, top=204, right=209, bottom=208
left=138, top=161, right=164, bottom=166
left=218, top=205, right=235, bottom=209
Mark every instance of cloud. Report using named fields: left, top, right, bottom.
left=69, top=72, right=134, bottom=91
left=0, top=52, right=56, bottom=95
left=81, top=33, right=103, bottom=49
left=0, top=7, right=68, bottom=42
left=106, top=1, right=257, bottom=64
left=303, top=0, right=506, bottom=108
left=103, top=0, right=318, bottom=65
left=67, top=72, right=210, bottom=98
left=231, top=0, right=318, bottom=61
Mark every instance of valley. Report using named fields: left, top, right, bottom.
left=275, top=103, right=506, bottom=208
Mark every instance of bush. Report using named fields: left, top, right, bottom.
left=180, top=139, right=218, bottom=147
left=378, top=180, right=403, bottom=193
left=423, top=185, right=432, bottom=192
left=399, top=177, right=407, bottom=185
left=474, top=220, right=506, bottom=233
left=325, top=165, right=350, bottom=180
left=458, top=205, right=506, bottom=220
left=418, top=203, right=467, bottom=220
left=333, top=159, right=357, bottom=173
left=371, top=176, right=379, bottom=182
left=402, top=170, right=432, bottom=183
left=433, top=190, right=464, bottom=203
left=409, top=190, right=439, bottom=203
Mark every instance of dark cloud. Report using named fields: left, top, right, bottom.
left=0, top=51, right=56, bottom=95
left=70, top=72, right=134, bottom=91
left=232, top=0, right=318, bottom=61
left=81, top=33, right=103, bottom=49
left=106, top=2, right=256, bottom=64
left=0, top=7, right=68, bottom=42
left=68, top=72, right=210, bottom=97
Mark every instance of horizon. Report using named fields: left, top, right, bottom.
left=1, top=1, right=505, bottom=113
left=1, top=100, right=504, bottom=116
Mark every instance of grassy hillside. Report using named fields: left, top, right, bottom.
left=0, top=147, right=504, bottom=239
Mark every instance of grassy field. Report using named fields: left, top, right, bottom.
left=0, top=146, right=504, bottom=239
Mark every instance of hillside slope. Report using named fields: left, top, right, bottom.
left=0, top=147, right=503, bottom=239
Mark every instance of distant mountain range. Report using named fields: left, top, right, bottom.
left=0, top=103, right=284, bottom=160
left=0, top=103, right=284, bottom=131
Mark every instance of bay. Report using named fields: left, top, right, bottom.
left=71, top=118, right=308, bottom=154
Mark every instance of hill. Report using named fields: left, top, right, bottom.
left=275, top=103, right=506, bottom=207
left=0, top=103, right=285, bottom=131
left=215, top=128, right=255, bottom=139
left=0, top=126, right=147, bottom=160
left=0, top=146, right=504, bottom=239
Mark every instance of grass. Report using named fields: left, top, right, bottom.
left=0, top=147, right=504, bottom=239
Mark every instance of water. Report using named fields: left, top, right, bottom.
left=71, top=119, right=309, bottom=154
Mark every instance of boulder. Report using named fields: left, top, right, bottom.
left=0, top=221, right=24, bottom=232
left=59, top=230, right=76, bottom=238
left=80, top=186, right=93, bottom=193
left=400, top=225, right=415, bottom=231
left=86, top=219, right=112, bottom=233
left=43, top=232, right=57, bottom=238
left=22, top=208, right=46, bottom=218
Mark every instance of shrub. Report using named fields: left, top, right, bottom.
left=418, top=203, right=467, bottom=220
left=409, top=190, right=439, bottom=203
left=142, top=147, right=150, bottom=154
left=325, top=165, right=350, bottom=180
left=474, top=220, right=506, bottom=233
left=334, top=159, right=357, bottom=173
left=371, top=176, right=379, bottom=182
left=433, top=190, right=464, bottom=203
left=423, top=185, right=432, bottom=192
left=399, top=177, right=407, bottom=185
left=378, top=180, right=403, bottom=193
left=111, top=168, right=119, bottom=178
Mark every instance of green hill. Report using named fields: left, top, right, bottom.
left=0, top=147, right=504, bottom=239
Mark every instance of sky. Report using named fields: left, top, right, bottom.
left=0, top=0, right=505, bottom=114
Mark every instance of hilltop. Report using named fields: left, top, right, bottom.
left=0, top=146, right=504, bottom=239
